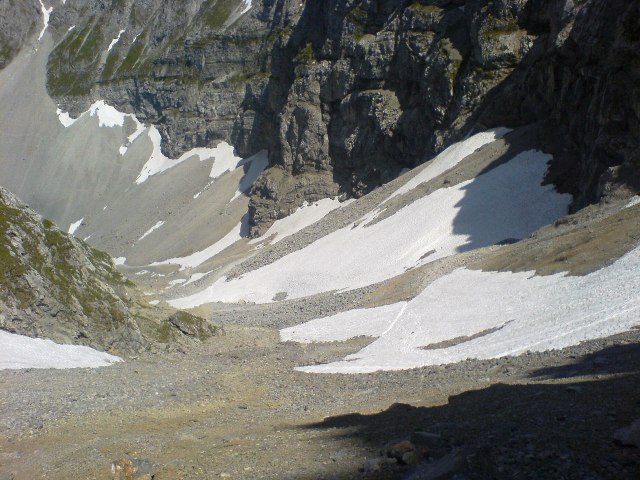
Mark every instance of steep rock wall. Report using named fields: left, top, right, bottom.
left=43, top=0, right=640, bottom=235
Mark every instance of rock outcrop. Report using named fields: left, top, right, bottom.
left=0, top=187, right=216, bottom=353
left=41, top=0, right=639, bottom=235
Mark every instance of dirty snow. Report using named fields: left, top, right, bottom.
left=68, top=217, right=83, bottom=235
left=170, top=149, right=571, bottom=307
left=0, top=331, right=122, bottom=370
left=293, top=245, right=640, bottom=373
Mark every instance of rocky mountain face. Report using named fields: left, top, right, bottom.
left=0, top=187, right=216, bottom=353
left=40, top=0, right=640, bottom=235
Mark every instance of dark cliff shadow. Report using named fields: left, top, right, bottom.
left=448, top=125, right=571, bottom=254
left=293, top=338, right=640, bottom=479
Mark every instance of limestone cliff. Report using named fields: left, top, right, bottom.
left=40, top=0, right=640, bottom=235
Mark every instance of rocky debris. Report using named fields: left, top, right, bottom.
left=0, top=0, right=40, bottom=69
left=167, top=311, right=218, bottom=340
left=614, top=419, right=640, bottom=448
left=111, top=457, right=155, bottom=480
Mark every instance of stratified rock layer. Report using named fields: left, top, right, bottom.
left=42, top=0, right=639, bottom=235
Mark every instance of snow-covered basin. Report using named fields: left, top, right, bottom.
left=170, top=148, right=571, bottom=307
left=283, top=245, right=640, bottom=373
left=0, top=331, right=122, bottom=370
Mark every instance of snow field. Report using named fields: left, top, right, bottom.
left=251, top=197, right=346, bottom=245
left=170, top=149, right=571, bottom=307
left=291, top=245, right=640, bottom=373
left=0, top=331, right=122, bottom=370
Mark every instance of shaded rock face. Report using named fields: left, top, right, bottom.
left=44, top=0, right=640, bottom=235
left=0, top=187, right=146, bottom=353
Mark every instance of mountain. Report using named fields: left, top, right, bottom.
left=0, top=0, right=637, bottom=368
left=38, top=0, right=640, bottom=236
left=0, top=187, right=216, bottom=355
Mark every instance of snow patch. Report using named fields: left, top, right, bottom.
left=170, top=149, right=571, bottom=307
left=294, top=245, right=640, bottom=373
left=88, top=100, right=127, bottom=128
left=184, top=271, right=213, bottom=286
left=240, top=0, right=253, bottom=14
left=107, top=29, right=126, bottom=52
left=135, top=132, right=242, bottom=184
left=385, top=128, right=511, bottom=202
left=68, top=217, right=83, bottom=235
left=56, top=108, right=77, bottom=127
left=625, top=196, right=640, bottom=209
left=137, top=220, right=165, bottom=242
left=114, top=257, right=126, bottom=266
left=37, top=0, right=53, bottom=42
left=0, top=331, right=122, bottom=370
left=281, top=303, right=407, bottom=344
left=151, top=217, right=248, bottom=271
left=252, top=197, right=345, bottom=245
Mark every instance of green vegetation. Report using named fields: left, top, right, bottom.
left=202, top=0, right=239, bottom=29
left=481, top=15, right=520, bottom=40
left=47, top=18, right=105, bottom=96
left=407, top=3, right=443, bottom=15
left=295, top=42, right=316, bottom=64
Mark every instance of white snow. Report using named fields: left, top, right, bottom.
left=88, top=100, right=127, bottom=128
left=251, top=197, right=345, bottom=245
left=114, top=257, right=126, bottom=266
left=67, top=25, right=75, bottom=32
left=208, top=142, right=245, bottom=179
left=170, top=149, right=571, bottom=307
left=184, top=271, right=213, bottom=286
left=68, top=217, right=83, bottom=235
left=625, top=196, right=640, bottom=209
left=119, top=114, right=146, bottom=155
left=0, top=331, right=122, bottom=370
left=137, top=220, right=165, bottom=242
left=135, top=132, right=243, bottom=184
left=240, top=0, right=253, bottom=15
left=293, top=245, right=640, bottom=373
left=151, top=218, right=247, bottom=270
left=107, top=29, right=126, bottom=52
left=148, top=300, right=160, bottom=306
left=56, top=108, right=78, bottom=127
left=37, top=0, right=53, bottom=42
left=231, top=151, right=269, bottom=200
left=281, top=303, right=407, bottom=344
left=385, top=128, right=511, bottom=202
left=167, top=278, right=187, bottom=288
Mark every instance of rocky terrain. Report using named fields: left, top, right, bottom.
left=2, top=325, right=640, bottom=479
left=37, top=0, right=640, bottom=235
left=0, top=187, right=216, bottom=354
left=0, top=0, right=639, bottom=479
